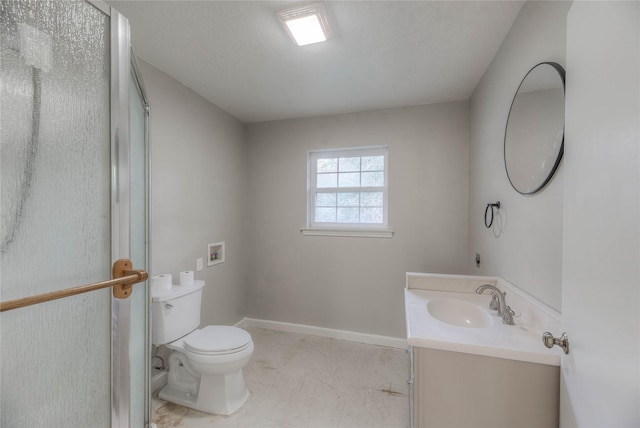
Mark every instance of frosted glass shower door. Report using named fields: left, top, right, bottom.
left=0, top=1, right=148, bottom=426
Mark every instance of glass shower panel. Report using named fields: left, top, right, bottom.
left=0, top=1, right=111, bottom=426
left=129, top=65, right=149, bottom=427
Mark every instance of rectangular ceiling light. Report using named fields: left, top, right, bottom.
left=278, top=2, right=333, bottom=46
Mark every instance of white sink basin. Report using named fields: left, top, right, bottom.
left=427, top=298, right=494, bottom=328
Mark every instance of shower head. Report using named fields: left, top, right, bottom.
left=18, top=23, right=52, bottom=72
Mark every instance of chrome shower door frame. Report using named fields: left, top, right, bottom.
left=90, top=1, right=152, bottom=426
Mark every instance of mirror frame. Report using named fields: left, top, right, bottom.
left=504, top=61, right=566, bottom=195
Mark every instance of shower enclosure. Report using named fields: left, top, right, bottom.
left=0, top=1, right=150, bottom=426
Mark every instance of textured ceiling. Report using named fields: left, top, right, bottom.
left=108, top=1, right=524, bottom=123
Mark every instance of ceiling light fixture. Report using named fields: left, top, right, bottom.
left=278, top=2, right=333, bottom=46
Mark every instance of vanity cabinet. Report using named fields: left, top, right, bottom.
left=408, top=346, right=559, bottom=428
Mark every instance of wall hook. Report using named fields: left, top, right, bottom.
left=484, top=201, right=501, bottom=228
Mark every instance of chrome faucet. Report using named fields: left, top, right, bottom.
left=475, top=284, right=515, bottom=325
left=476, top=284, right=502, bottom=312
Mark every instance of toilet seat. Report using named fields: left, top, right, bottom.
left=183, top=326, right=252, bottom=356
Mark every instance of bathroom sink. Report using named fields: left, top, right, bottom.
left=427, top=298, right=494, bottom=328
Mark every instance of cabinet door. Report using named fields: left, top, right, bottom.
left=408, top=346, right=414, bottom=428
left=413, top=347, right=558, bottom=427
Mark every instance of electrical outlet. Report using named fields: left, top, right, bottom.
left=475, top=253, right=481, bottom=268
left=196, top=257, right=203, bottom=271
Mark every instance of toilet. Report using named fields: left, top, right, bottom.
left=151, top=280, right=254, bottom=415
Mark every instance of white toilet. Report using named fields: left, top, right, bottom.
left=151, top=280, right=254, bottom=415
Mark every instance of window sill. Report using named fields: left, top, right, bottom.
left=300, top=228, right=394, bottom=238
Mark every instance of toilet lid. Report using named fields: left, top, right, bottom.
left=183, top=326, right=252, bottom=354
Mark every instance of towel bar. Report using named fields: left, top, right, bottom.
left=0, top=259, right=148, bottom=312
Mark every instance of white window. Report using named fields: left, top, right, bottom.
left=307, top=146, right=388, bottom=230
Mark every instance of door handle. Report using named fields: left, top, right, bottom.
left=542, top=332, right=569, bottom=354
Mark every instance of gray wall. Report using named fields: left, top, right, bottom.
left=139, top=60, right=248, bottom=327
left=467, top=1, right=572, bottom=311
left=245, top=103, right=469, bottom=338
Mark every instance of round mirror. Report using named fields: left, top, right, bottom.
left=504, top=62, right=565, bottom=194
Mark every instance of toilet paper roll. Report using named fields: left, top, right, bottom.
left=179, top=270, right=194, bottom=286
left=151, top=274, right=172, bottom=291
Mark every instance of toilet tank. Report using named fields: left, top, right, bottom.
left=151, top=280, right=205, bottom=345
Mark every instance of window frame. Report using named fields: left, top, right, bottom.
left=306, top=146, right=390, bottom=233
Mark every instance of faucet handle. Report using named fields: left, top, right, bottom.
left=502, top=306, right=515, bottom=325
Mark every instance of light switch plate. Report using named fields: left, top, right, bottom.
left=196, top=257, right=203, bottom=271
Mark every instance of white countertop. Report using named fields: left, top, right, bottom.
left=405, top=287, right=562, bottom=366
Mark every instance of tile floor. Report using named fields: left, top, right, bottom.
left=152, top=326, right=410, bottom=428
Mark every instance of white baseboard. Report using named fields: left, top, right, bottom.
left=235, top=317, right=407, bottom=349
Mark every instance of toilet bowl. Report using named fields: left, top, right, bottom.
left=151, top=281, right=254, bottom=415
